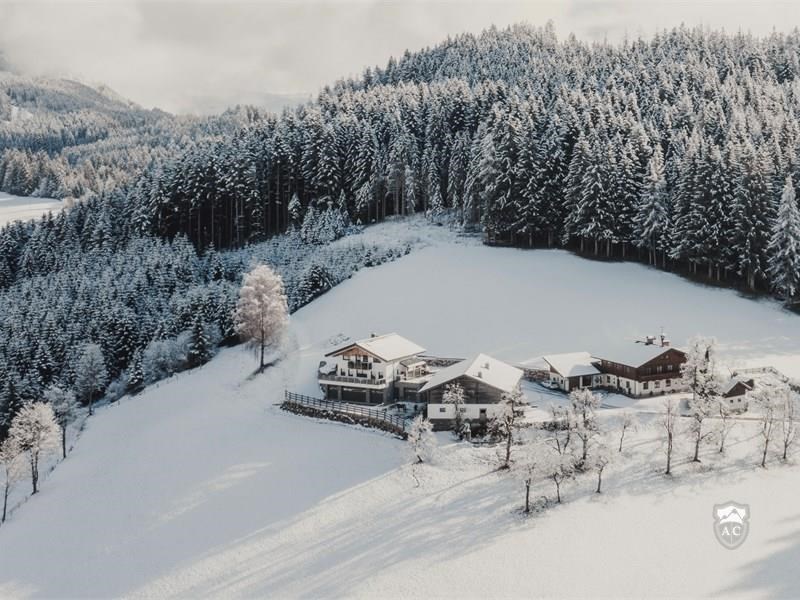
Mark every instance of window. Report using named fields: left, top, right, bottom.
left=656, top=365, right=663, bottom=374
left=644, top=382, right=649, bottom=390
left=655, top=380, right=661, bottom=388
left=666, top=379, right=671, bottom=386
left=667, top=364, right=673, bottom=372
left=439, top=407, right=446, bottom=413
left=460, top=407, right=467, bottom=413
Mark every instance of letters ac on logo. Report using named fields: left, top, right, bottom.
left=713, top=502, right=750, bottom=550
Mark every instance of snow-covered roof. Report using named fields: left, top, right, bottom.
left=419, top=354, right=523, bottom=394
left=593, top=344, right=682, bottom=368
left=516, top=356, right=550, bottom=371
left=326, top=333, right=425, bottom=362
left=542, top=352, right=601, bottom=377
left=721, top=377, right=754, bottom=396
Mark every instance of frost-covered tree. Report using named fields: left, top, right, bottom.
left=617, top=410, right=637, bottom=453
left=681, top=336, right=722, bottom=462
left=442, top=382, right=466, bottom=437
left=126, top=349, right=145, bottom=393
left=44, top=385, right=79, bottom=459
left=407, top=414, right=436, bottom=464
left=635, top=146, right=670, bottom=267
left=768, top=177, right=800, bottom=304
left=0, top=437, right=22, bottom=523
left=542, top=437, right=574, bottom=503
left=8, top=402, right=59, bottom=494
left=661, top=397, right=679, bottom=476
left=752, top=381, right=783, bottom=468
left=234, top=264, right=289, bottom=372
left=187, top=316, right=212, bottom=369
left=779, top=388, right=798, bottom=461
left=74, top=344, right=108, bottom=416
left=568, top=388, right=601, bottom=467
left=499, top=386, right=526, bottom=469
left=592, top=440, right=613, bottom=494
left=513, top=435, right=544, bottom=513
left=716, top=398, right=736, bottom=454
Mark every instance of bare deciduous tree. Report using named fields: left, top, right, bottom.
left=617, top=410, right=637, bottom=453
left=0, top=438, right=22, bottom=524
left=662, top=397, right=678, bottom=476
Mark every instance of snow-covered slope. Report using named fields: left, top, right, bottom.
left=1, top=238, right=799, bottom=598
left=0, top=192, right=62, bottom=227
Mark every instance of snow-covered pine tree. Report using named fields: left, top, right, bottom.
left=187, top=316, right=212, bottom=368
left=768, top=176, right=800, bottom=304
left=635, top=146, right=670, bottom=266
left=74, top=344, right=108, bottom=416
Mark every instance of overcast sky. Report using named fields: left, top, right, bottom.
left=1, top=0, right=799, bottom=114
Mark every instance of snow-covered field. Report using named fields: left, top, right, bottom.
left=1, top=232, right=800, bottom=598
left=0, top=192, right=62, bottom=227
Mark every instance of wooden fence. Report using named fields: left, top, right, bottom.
left=733, top=366, right=800, bottom=393
left=282, top=390, right=407, bottom=438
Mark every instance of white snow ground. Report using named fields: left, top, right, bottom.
left=1, top=229, right=800, bottom=598
left=0, top=192, right=62, bottom=227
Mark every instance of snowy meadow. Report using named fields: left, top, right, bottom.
left=1, top=228, right=799, bottom=598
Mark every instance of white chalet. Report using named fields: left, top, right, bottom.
left=421, top=354, right=523, bottom=428
left=318, top=333, right=428, bottom=404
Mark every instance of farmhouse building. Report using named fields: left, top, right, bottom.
left=318, top=333, right=428, bottom=404
left=721, top=377, right=754, bottom=412
left=593, top=341, right=687, bottom=397
left=541, top=352, right=602, bottom=392
left=420, top=354, right=523, bottom=428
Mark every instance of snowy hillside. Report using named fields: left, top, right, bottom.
left=1, top=236, right=800, bottom=597
left=0, top=192, right=62, bottom=227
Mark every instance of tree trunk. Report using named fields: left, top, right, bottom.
left=2, top=478, right=9, bottom=523
left=692, top=419, right=702, bottom=462
left=665, top=434, right=673, bottom=475
left=61, top=425, right=67, bottom=459
left=555, top=479, right=561, bottom=503
left=761, top=441, right=768, bottom=468
left=30, top=455, right=38, bottom=495
left=596, top=469, right=603, bottom=494
left=525, top=481, right=530, bottom=513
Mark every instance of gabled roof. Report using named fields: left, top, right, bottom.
left=542, top=352, right=601, bottom=378
left=721, top=377, right=754, bottom=396
left=325, top=333, right=425, bottom=362
left=419, top=353, right=523, bottom=394
left=593, top=344, right=684, bottom=368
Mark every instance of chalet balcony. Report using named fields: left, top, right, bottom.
left=318, top=372, right=389, bottom=388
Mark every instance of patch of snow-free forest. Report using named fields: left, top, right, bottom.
left=0, top=192, right=62, bottom=227
left=2, top=231, right=800, bottom=598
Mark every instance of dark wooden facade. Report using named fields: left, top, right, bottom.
left=595, top=347, right=686, bottom=383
